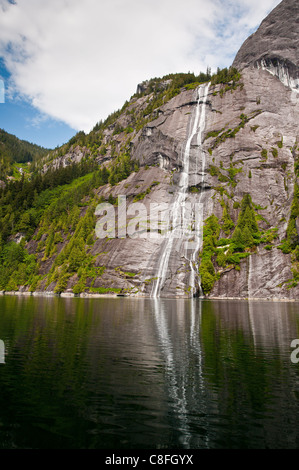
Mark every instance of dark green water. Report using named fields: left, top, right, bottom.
left=0, top=295, right=298, bottom=449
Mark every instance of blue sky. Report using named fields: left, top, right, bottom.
left=0, top=58, right=76, bottom=149
left=0, top=0, right=281, bottom=149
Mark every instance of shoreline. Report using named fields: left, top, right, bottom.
left=0, top=290, right=298, bottom=302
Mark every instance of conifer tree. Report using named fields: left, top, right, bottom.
left=232, top=226, right=245, bottom=252
left=234, top=194, right=259, bottom=237
left=242, top=225, right=254, bottom=247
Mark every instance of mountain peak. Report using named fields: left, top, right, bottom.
left=233, top=0, right=299, bottom=90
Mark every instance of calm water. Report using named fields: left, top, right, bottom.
left=0, top=295, right=298, bottom=449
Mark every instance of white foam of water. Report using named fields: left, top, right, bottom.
left=152, top=83, right=210, bottom=298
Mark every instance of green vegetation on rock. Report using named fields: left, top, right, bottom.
left=0, top=128, right=49, bottom=180
left=277, top=143, right=299, bottom=287
left=199, top=194, right=261, bottom=294
left=0, top=238, right=38, bottom=291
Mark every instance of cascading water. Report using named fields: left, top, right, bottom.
left=152, top=83, right=210, bottom=298
left=189, top=83, right=210, bottom=297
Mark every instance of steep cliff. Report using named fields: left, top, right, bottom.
left=207, top=0, right=299, bottom=299
left=99, top=63, right=299, bottom=300
left=233, top=0, right=299, bottom=92
left=92, top=0, right=299, bottom=300
left=1, top=0, right=299, bottom=300
left=205, top=66, right=299, bottom=299
left=83, top=0, right=299, bottom=300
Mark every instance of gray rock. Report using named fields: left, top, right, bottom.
left=67, top=63, right=298, bottom=299
left=233, top=0, right=299, bottom=92
left=29, top=0, right=299, bottom=300
left=42, top=145, right=88, bottom=173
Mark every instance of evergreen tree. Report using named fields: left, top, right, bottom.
left=221, top=204, right=234, bottom=235
left=242, top=225, right=254, bottom=247
left=216, top=250, right=226, bottom=267
left=232, top=226, right=245, bottom=252
left=235, top=194, right=259, bottom=235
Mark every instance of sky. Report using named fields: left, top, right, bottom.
left=0, top=0, right=281, bottom=149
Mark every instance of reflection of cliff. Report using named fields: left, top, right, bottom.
left=200, top=299, right=299, bottom=448
left=1, top=296, right=299, bottom=448
left=206, top=299, right=299, bottom=351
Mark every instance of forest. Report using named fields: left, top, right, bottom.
left=0, top=128, right=49, bottom=179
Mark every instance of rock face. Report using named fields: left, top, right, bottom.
left=233, top=0, right=299, bottom=92
left=89, top=86, right=212, bottom=299
left=26, top=0, right=299, bottom=299
left=82, top=61, right=299, bottom=299
left=42, top=145, right=89, bottom=173
left=94, top=0, right=299, bottom=299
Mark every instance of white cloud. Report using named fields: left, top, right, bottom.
left=0, top=0, right=281, bottom=133
left=0, top=78, right=4, bottom=103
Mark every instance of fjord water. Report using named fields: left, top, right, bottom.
left=0, top=296, right=298, bottom=449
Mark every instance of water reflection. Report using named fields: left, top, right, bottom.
left=0, top=296, right=298, bottom=449
left=153, top=299, right=191, bottom=447
left=210, top=299, right=299, bottom=351
left=152, top=299, right=211, bottom=448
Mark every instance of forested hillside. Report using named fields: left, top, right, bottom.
left=0, top=56, right=297, bottom=300
left=0, top=68, right=241, bottom=295
left=0, top=128, right=49, bottom=180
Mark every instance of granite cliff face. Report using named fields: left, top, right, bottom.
left=205, top=66, right=299, bottom=299
left=93, top=68, right=298, bottom=298
left=233, top=0, right=299, bottom=92
left=91, top=0, right=299, bottom=299
left=76, top=86, right=212, bottom=299
left=14, top=0, right=299, bottom=299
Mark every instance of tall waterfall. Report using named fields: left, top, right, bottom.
left=189, top=83, right=210, bottom=297
left=152, top=83, right=210, bottom=298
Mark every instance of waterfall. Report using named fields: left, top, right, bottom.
left=189, top=83, right=210, bottom=297
left=152, top=83, right=210, bottom=298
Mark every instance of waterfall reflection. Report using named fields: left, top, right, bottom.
left=0, top=296, right=298, bottom=448
left=152, top=299, right=210, bottom=448
left=153, top=299, right=190, bottom=447
left=151, top=298, right=299, bottom=448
